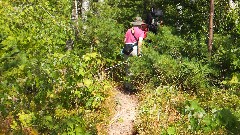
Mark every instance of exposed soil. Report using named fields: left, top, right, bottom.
left=108, top=88, right=138, bottom=135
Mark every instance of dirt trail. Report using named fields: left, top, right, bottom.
left=108, top=89, right=138, bottom=135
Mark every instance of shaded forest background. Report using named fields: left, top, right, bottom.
left=0, top=0, right=240, bottom=134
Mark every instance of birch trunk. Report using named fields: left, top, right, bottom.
left=208, top=0, right=214, bottom=57
left=66, top=0, right=79, bottom=50
left=81, top=0, right=91, bottom=50
left=74, top=0, right=79, bottom=40
left=82, top=0, right=90, bottom=22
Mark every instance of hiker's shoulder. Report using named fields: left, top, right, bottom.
left=132, top=27, right=141, bottom=32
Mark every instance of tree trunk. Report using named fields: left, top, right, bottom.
left=66, top=0, right=79, bottom=51
left=74, top=0, right=79, bottom=39
left=81, top=0, right=91, bottom=50
left=82, top=0, right=90, bottom=22
left=208, top=0, right=214, bottom=57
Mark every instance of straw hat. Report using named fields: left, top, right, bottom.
left=130, top=17, right=146, bottom=26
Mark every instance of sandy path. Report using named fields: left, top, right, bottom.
left=108, top=89, right=138, bottom=135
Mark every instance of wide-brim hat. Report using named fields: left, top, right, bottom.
left=130, top=17, right=146, bottom=26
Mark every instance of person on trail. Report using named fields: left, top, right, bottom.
left=122, top=17, right=145, bottom=91
left=123, top=16, right=145, bottom=57
left=141, top=22, right=148, bottom=39
left=146, top=7, right=164, bottom=34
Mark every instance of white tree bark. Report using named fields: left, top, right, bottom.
left=81, top=0, right=91, bottom=50
left=66, top=0, right=79, bottom=50
left=71, top=0, right=78, bottom=21
left=229, top=0, right=236, bottom=9
left=81, top=0, right=90, bottom=22
left=74, top=0, right=78, bottom=21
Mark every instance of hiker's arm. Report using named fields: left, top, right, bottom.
left=138, top=37, right=143, bottom=55
left=124, top=30, right=128, bottom=43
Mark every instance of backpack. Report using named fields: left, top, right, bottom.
left=122, top=44, right=134, bottom=55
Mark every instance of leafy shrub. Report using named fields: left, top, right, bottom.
left=145, top=26, right=208, bottom=59
left=0, top=1, right=113, bottom=134
left=136, top=86, right=240, bottom=135
left=130, top=47, right=211, bottom=91
left=211, top=34, right=240, bottom=83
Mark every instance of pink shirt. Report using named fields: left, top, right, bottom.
left=124, top=27, right=145, bottom=44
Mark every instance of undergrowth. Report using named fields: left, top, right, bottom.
left=130, top=27, right=240, bottom=134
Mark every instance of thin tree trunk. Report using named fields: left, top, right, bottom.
left=82, top=0, right=92, bottom=51
left=208, top=0, right=214, bottom=57
left=66, top=0, right=79, bottom=51
left=74, top=0, right=79, bottom=40
left=82, top=0, right=89, bottom=22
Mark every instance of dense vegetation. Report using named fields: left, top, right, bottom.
left=0, top=0, right=239, bottom=134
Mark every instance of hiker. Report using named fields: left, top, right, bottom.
left=122, top=17, right=145, bottom=90
left=146, top=8, right=157, bottom=34
left=141, top=21, right=148, bottom=39
left=123, top=17, right=145, bottom=57
left=146, top=7, right=164, bottom=34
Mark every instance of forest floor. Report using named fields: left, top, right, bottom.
left=108, top=87, right=139, bottom=135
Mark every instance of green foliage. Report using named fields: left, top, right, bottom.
left=136, top=85, right=240, bottom=134
left=0, top=1, right=113, bottom=134
left=106, top=0, right=146, bottom=28
left=132, top=25, right=239, bottom=135
left=212, top=34, right=240, bottom=72
left=1, top=0, right=240, bottom=134
left=146, top=26, right=208, bottom=59
left=130, top=46, right=211, bottom=91
left=149, top=0, right=239, bottom=34
left=82, top=4, right=125, bottom=60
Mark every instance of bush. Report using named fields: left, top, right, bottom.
left=136, top=86, right=240, bottom=135
left=130, top=47, right=211, bottom=91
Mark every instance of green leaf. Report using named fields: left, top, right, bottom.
left=77, top=68, right=85, bottom=76
left=167, top=127, right=176, bottom=135
left=45, top=115, right=52, bottom=122
left=83, top=79, right=92, bottom=87
left=89, top=52, right=97, bottom=58
left=229, top=75, right=238, bottom=84
left=221, top=81, right=228, bottom=85
left=190, top=100, right=200, bottom=110
left=75, top=127, right=84, bottom=134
